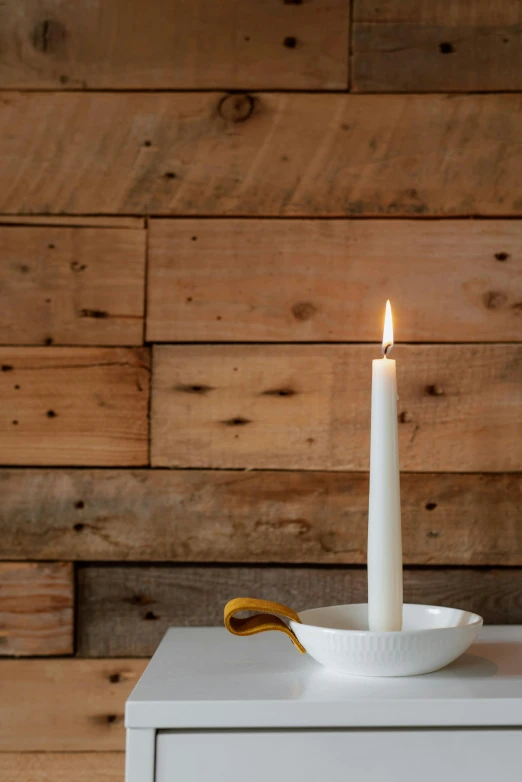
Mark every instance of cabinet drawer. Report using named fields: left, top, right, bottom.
left=156, top=728, right=521, bottom=782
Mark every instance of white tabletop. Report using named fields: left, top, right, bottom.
left=125, top=626, right=522, bottom=729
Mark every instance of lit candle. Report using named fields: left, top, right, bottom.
left=367, top=300, right=403, bottom=632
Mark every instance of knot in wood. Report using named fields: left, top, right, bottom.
left=218, top=93, right=255, bottom=123
left=291, top=301, right=317, bottom=321
left=483, top=291, right=507, bottom=310
left=426, top=383, right=444, bottom=397
left=32, top=19, right=67, bottom=53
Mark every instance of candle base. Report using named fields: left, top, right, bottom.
left=287, top=603, right=482, bottom=677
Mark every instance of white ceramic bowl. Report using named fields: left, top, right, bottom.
left=289, top=603, right=483, bottom=677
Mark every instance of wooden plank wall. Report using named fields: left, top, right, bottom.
left=0, top=0, right=521, bottom=776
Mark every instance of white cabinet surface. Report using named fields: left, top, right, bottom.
left=125, top=626, right=522, bottom=782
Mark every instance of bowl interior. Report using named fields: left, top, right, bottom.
left=297, top=603, right=482, bottom=632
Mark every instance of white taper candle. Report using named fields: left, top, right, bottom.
left=367, top=301, right=403, bottom=632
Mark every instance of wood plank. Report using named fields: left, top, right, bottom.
left=0, top=754, right=123, bottom=782
left=355, top=1, right=522, bottom=26
left=0, top=0, right=348, bottom=91
left=2, top=93, right=522, bottom=216
left=151, top=344, right=522, bottom=472
left=0, top=216, right=144, bottom=228
left=0, top=659, right=146, bottom=751
left=0, top=562, right=73, bottom=656
left=0, top=347, right=149, bottom=466
left=77, top=565, right=522, bottom=657
left=0, top=470, right=520, bottom=567
left=352, top=13, right=522, bottom=93
left=147, top=219, right=522, bottom=343
left=0, top=225, right=146, bottom=346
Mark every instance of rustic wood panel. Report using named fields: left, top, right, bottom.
left=0, top=347, right=149, bottom=466
left=353, top=1, right=522, bottom=92
left=148, top=219, right=522, bottom=343
left=2, top=93, right=522, bottom=216
left=0, top=659, right=146, bottom=751
left=151, top=344, right=522, bottom=472
left=0, top=0, right=349, bottom=91
left=0, top=470, right=520, bottom=566
left=77, top=565, right=522, bottom=657
left=0, top=225, right=145, bottom=346
left=0, top=562, right=73, bottom=656
left=0, top=754, right=123, bottom=782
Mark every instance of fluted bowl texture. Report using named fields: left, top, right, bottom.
left=290, top=604, right=483, bottom=677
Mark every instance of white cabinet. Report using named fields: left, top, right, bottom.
left=125, top=626, right=522, bottom=782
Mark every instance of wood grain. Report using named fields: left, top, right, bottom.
left=151, top=344, right=522, bottom=472
left=0, top=347, right=149, bottom=466
left=0, top=754, right=123, bottom=782
left=0, top=225, right=145, bottom=345
left=148, top=218, right=522, bottom=343
left=2, top=93, right=522, bottom=216
left=353, top=1, right=522, bottom=92
left=354, top=1, right=522, bottom=25
left=0, top=470, right=520, bottom=566
left=0, top=0, right=349, bottom=90
left=77, top=565, right=522, bottom=657
left=0, top=562, right=73, bottom=656
left=0, top=216, right=144, bottom=228
left=0, top=659, right=146, bottom=751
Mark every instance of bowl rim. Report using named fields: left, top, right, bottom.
left=291, top=603, right=484, bottom=636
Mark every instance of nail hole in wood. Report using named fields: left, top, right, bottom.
left=46, top=409, right=57, bottom=418
left=263, top=387, right=295, bottom=397
left=284, top=36, right=297, bottom=48
left=223, top=417, right=251, bottom=426
left=1, top=364, right=13, bottom=372
left=494, top=252, right=509, bottom=261
left=73, top=523, right=85, bottom=532
left=175, top=384, right=213, bottom=394
left=144, top=611, right=160, bottom=621
left=80, top=308, right=109, bottom=319
left=439, top=42, right=454, bottom=53
left=426, top=502, right=437, bottom=511
left=75, top=500, right=85, bottom=509
left=70, top=261, right=87, bottom=272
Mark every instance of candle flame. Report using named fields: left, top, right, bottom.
left=382, top=300, right=394, bottom=356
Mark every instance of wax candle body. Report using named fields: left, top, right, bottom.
left=367, top=355, right=403, bottom=632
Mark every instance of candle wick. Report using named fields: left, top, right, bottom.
left=382, top=342, right=393, bottom=357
